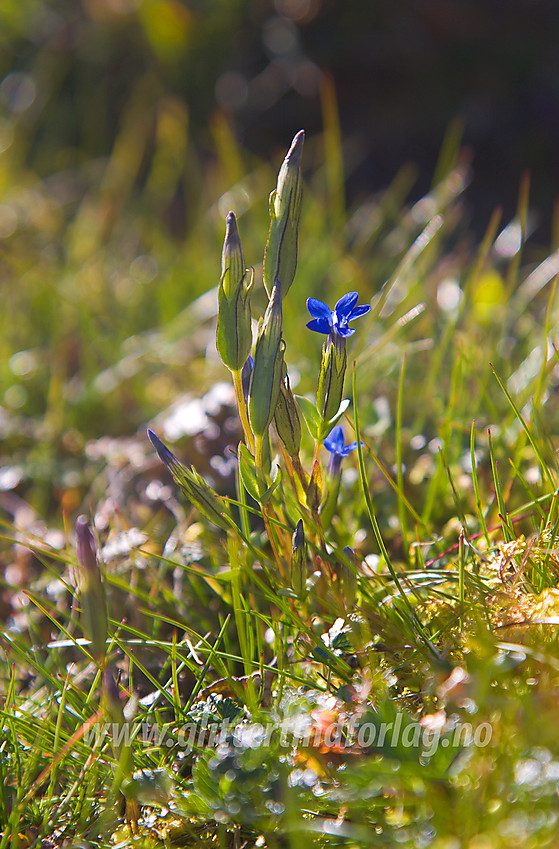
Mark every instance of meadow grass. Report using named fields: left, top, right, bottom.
left=2, top=122, right=559, bottom=848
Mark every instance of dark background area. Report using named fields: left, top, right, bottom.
left=2, top=0, right=559, bottom=240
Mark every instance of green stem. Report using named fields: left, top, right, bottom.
left=255, top=434, right=287, bottom=576
left=292, top=453, right=309, bottom=494
left=232, top=368, right=255, bottom=452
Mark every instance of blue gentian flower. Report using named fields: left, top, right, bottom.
left=324, top=425, right=360, bottom=457
left=306, top=292, right=370, bottom=339
left=324, top=425, right=362, bottom=475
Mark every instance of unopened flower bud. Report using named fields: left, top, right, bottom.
left=263, top=130, right=304, bottom=297
left=221, top=210, right=245, bottom=299
left=307, top=459, right=322, bottom=513
left=76, top=515, right=98, bottom=575
left=274, top=367, right=301, bottom=457
left=248, top=279, right=285, bottom=438
left=217, top=211, right=253, bottom=371
left=291, top=519, right=307, bottom=598
left=75, top=515, right=108, bottom=664
left=148, top=430, right=232, bottom=531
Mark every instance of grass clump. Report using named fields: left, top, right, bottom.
left=2, top=125, right=559, bottom=848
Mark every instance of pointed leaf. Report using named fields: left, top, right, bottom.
left=261, top=466, right=282, bottom=506
left=238, top=444, right=261, bottom=503
left=295, top=394, right=320, bottom=439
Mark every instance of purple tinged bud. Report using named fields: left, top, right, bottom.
left=291, top=519, right=307, bottom=598
left=293, top=518, right=305, bottom=553
left=241, top=356, right=254, bottom=403
left=75, top=515, right=98, bottom=574
left=147, top=429, right=178, bottom=470
left=147, top=430, right=232, bottom=531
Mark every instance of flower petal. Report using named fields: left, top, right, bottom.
left=334, top=292, right=358, bottom=318
left=306, top=317, right=332, bottom=334
left=337, top=326, right=356, bottom=338
left=349, top=304, right=371, bottom=320
left=345, top=440, right=364, bottom=452
left=307, top=297, right=332, bottom=320
left=324, top=425, right=345, bottom=454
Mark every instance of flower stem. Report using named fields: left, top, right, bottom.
left=232, top=368, right=255, bottom=452
left=255, top=434, right=288, bottom=577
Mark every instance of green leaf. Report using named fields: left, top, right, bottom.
left=238, top=444, right=261, bottom=503
left=261, top=466, right=282, bottom=506
left=318, top=397, right=351, bottom=440
left=294, top=394, right=320, bottom=439
left=328, top=398, right=350, bottom=425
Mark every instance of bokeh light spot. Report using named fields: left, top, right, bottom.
left=0, top=73, right=36, bottom=113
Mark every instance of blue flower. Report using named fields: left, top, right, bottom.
left=306, top=291, right=370, bottom=339
left=324, top=425, right=362, bottom=477
left=324, top=425, right=360, bottom=458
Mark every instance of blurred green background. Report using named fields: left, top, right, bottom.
left=2, top=0, right=559, bottom=236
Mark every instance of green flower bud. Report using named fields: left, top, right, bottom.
left=274, top=366, right=301, bottom=457
left=75, top=515, right=108, bottom=663
left=307, top=459, right=322, bottom=513
left=148, top=430, right=233, bottom=532
left=216, top=211, right=253, bottom=371
left=221, top=210, right=244, bottom=298
left=291, top=519, right=307, bottom=598
left=263, top=130, right=304, bottom=297
left=248, top=279, right=284, bottom=438
left=317, top=333, right=347, bottom=426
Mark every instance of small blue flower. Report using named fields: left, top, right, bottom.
left=324, top=425, right=362, bottom=477
left=306, top=291, right=370, bottom=339
left=324, top=425, right=360, bottom=458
